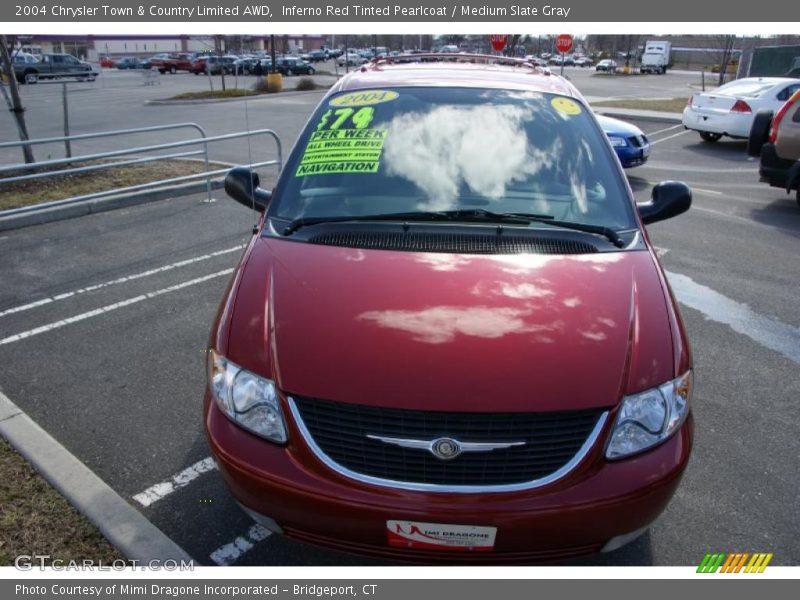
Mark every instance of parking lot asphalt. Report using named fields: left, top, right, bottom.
left=0, top=65, right=702, bottom=168
left=1, top=81, right=799, bottom=566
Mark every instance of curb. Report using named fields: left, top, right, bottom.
left=0, top=390, right=194, bottom=563
left=0, top=178, right=225, bottom=233
left=145, top=87, right=330, bottom=106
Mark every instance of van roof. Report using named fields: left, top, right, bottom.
left=331, top=54, right=580, bottom=98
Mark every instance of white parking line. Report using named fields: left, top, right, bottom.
left=0, top=245, right=244, bottom=319
left=651, top=130, right=691, bottom=145
left=667, top=271, right=800, bottom=365
left=0, top=269, right=233, bottom=346
left=210, top=524, right=272, bottom=566
left=133, top=457, right=217, bottom=508
left=647, top=124, right=683, bottom=138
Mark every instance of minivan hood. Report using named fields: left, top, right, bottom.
left=226, top=238, right=674, bottom=412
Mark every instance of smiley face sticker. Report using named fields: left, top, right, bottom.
left=551, top=97, right=583, bottom=116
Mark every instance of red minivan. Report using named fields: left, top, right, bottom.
left=205, top=55, right=694, bottom=563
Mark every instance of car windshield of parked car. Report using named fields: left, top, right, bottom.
left=272, top=87, right=635, bottom=230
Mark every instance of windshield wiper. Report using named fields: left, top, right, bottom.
left=281, top=208, right=625, bottom=248
left=281, top=208, right=542, bottom=235
left=506, top=214, right=626, bottom=248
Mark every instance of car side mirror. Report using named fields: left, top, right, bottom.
left=637, top=181, right=692, bottom=225
left=224, top=167, right=271, bottom=212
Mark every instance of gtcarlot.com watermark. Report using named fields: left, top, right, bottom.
left=15, top=555, right=194, bottom=571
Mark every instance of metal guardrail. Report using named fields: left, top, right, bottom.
left=0, top=123, right=282, bottom=216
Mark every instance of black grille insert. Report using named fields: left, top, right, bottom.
left=307, top=231, right=598, bottom=255
left=628, top=135, right=648, bottom=148
left=293, top=396, right=604, bottom=486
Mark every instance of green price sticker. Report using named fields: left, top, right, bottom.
left=316, top=107, right=375, bottom=131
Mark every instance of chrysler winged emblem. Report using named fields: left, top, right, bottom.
left=367, top=434, right=525, bottom=461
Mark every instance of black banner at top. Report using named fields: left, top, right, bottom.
left=0, top=0, right=793, bottom=22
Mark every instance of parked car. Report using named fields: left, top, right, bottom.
left=205, top=54, right=694, bottom=563
left=80, top=60, right=101, bottom=77
left=99, top=56, right=114, bottom=68
left=10, top=52, right=41, bottom=83
left=574, top=57, right=594, bottom=68
left=147, top=53, right=172, bottom=72
left=597, top=115, right=651, bottom=168
left=13, top=52, right=95, bottom=83
left=114, top=56, right=150, bottom=70
left=525, top=55, right=547, bottom=67
left=682, top=77, right=800, bottom=142
left=221, top=55, right=239, bottom=74
left=337, top=52, right=367, bottom=67
left=233, top=57, right=261, bottom=74
left=275, top=56, right=315, bottom=76
left=305, top=49, right=329, bottom=63
left=552, top=55, right=575, bottom=66
left=255, top=58, right=274, bottom=75
left=191, top=55, right=222, bottom=75
left=748, top=90, right=800, bottom=206
left=150, top=52, right=195, bottom=74
left=595, top=59, right=617, bottom=72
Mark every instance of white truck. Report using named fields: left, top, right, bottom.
left=640, top=40, right=672, bottom=74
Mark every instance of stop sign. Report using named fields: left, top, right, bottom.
left=490, top=35, right=508, bottom=52
left=556, top=34, right=573, bottom=54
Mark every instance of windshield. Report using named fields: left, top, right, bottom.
left=271, top=87, right=635, bottom=231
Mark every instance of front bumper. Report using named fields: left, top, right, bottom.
left=616, top=145, right=651, bottom=169
left=205, top=392, right=693, bottom=563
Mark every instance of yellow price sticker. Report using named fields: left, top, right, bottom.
left=551, top=97, right=583, bottom=116
left=330, top=90, right=399, bottom=107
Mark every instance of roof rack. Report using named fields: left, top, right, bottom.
left=367, top=53, right=551, bottom=75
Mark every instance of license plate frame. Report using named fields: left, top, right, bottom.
left=386, top=520, right=497, bottom=551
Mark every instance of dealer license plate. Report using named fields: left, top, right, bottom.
left=386, top=520, right=497, bottom=551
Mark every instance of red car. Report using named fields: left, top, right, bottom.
left=205, top=55, right=694, bottom=563
left=154, top=52, right=195, bottom=74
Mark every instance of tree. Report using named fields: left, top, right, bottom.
left=713, top=35, right=737, bottom=86
left=586, top=35, right=618, bottom=58
left=213, top=35, right=226, bottom=91
left=0, top=35, right=35, bottom=163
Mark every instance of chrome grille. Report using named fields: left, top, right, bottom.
left=291, top=396, right=606, bottom=490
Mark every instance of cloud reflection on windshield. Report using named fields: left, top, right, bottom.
left=383, top=105, right=558, bottom=211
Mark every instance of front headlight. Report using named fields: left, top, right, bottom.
left=606, top=371, right=692, bottom=459
left=607, top=136, right=628, bottom=148
left=207, top=350, right=287, bottom=444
